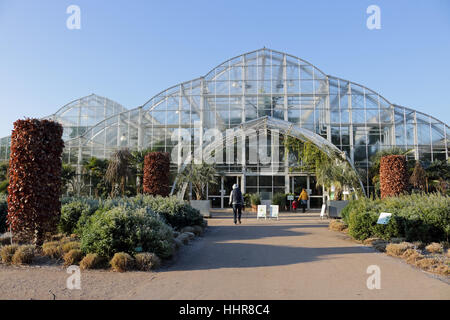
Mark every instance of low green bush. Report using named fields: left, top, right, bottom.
left=343, top=193, right=450, bottom=242
left=272, top=193, right=287, bottom=209
left=139, top=195, right=204, bottom=230
left=59, top=202, right=91, bottom=235
left=80, top=206, right=174, bottom=258
left=250, top=193, right=261, bottom=206
left=58, top=198, right=100, bottom=235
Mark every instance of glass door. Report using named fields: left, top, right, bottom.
left=208, top=176, right=241, bottom=209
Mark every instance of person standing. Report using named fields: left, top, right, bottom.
left=298, top=188, right=309, bottom=213
left=229, top=183, right=244, bottom=224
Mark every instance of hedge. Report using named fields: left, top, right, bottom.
left=7, top=119, right=64, bottom=244
left=341, top=193, right=450, bottom=243
left=380, top=155, right=408, bottom=199
left=143, top=152, right=170, bottom=197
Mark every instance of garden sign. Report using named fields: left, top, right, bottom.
left=257, top=205, right=267, bottom=220
left=377, top=212, right=392, bottom=225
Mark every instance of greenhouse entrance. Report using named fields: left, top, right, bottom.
left=206, top=174, right=324, bottom=209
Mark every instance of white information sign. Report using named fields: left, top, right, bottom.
left=270, top=205, right=279, bottom=220
left=287, top=195, right=294, bottom=201
left=377, top=212, right=392, bottom=225
left=257, top=205, right=267, bottom=219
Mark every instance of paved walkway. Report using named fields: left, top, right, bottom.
left=0, top=211, right=448, bottom=299
left=121, top=211, right=449, bottom=299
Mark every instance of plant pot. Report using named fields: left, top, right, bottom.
left=190, top=200, right=211, bottom=218
left=327, top=200, right=349, bottom=218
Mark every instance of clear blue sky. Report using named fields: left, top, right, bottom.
left=0, top=0, right=449, bottom=137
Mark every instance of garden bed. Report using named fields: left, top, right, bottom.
left=0, top=195, right=207, bottom=273
left=328, top=194, right=450, bottom=277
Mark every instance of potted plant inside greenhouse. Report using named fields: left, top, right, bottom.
left=317, top=160, right=360, bottom=218
left=250, top=193, right=261, bottom=212
left=177, top=162, right=218, bottom=218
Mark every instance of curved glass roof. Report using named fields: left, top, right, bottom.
left=0, top=94, right=126, bottom=162
left=0, top=48, right=448, bottom=193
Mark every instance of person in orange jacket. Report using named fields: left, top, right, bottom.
left=298, top=188, right=309, bottom=213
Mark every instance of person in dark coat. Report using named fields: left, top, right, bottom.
left=229, top=184, right=244, bottom=224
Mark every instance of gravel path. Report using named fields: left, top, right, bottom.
left=1, top=211, right=449, bottom=300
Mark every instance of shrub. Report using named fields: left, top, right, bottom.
left=272, top=193, right=286, bottom=209
left=342, top=194, right=449, bottom=242
left=7, top=119, right=64, bottom=244
left=11, top=245, right=35, bottom=265
left=42, top=241, right=63, bottom=259
left=386, top=242, right=412, bottom=257
left=329, top=220, right=346, bottom=232
left=110, top=252, right=134, bottom=272
left=348, top=211, right=378, bottom=240
left=135, top=252, right=161, bottom=271
left=63, top=249, right=83, bottom=266
left=62, top=241, right=80, bottom=254
left=58, top=201, right=91, bottom=235
left=380, top=155, right=408, bottom=199
left=425, top=242, right=443, bottom=254
left=402, top=249, right=423, bottom=264
left=139, top=195, right=204, bottom=230
left=59, top=198, right=100, bottom=235
left=0, top=244, right=19, bottom=263
left=250, top=193, right=261, bottom=206
left=80, top=206, right=174, bottom=258
left=415, top=257, right=439, bottom=270
left=79, top=253, right=106, bottom=270
left=0, top=194, right=7, bottom=233
left=143, top=152, right=170, bottom=197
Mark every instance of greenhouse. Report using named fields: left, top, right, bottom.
left=0, top=48, right=448, bottom=207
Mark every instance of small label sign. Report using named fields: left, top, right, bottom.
left=377, top=212, right=392, bottom=225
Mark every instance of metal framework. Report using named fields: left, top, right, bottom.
left=0, top=48, right=448, bottom=197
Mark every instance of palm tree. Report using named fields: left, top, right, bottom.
left=315, top=159, right=360, bottom=200
left=83, top=157, right=109, bottom=197
left=177, top=162, right=218, bottom=200
left=105, top=149, right=132, bottom=197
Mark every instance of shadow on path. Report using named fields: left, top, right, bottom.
left=166, top=223, right=372, bottom=272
